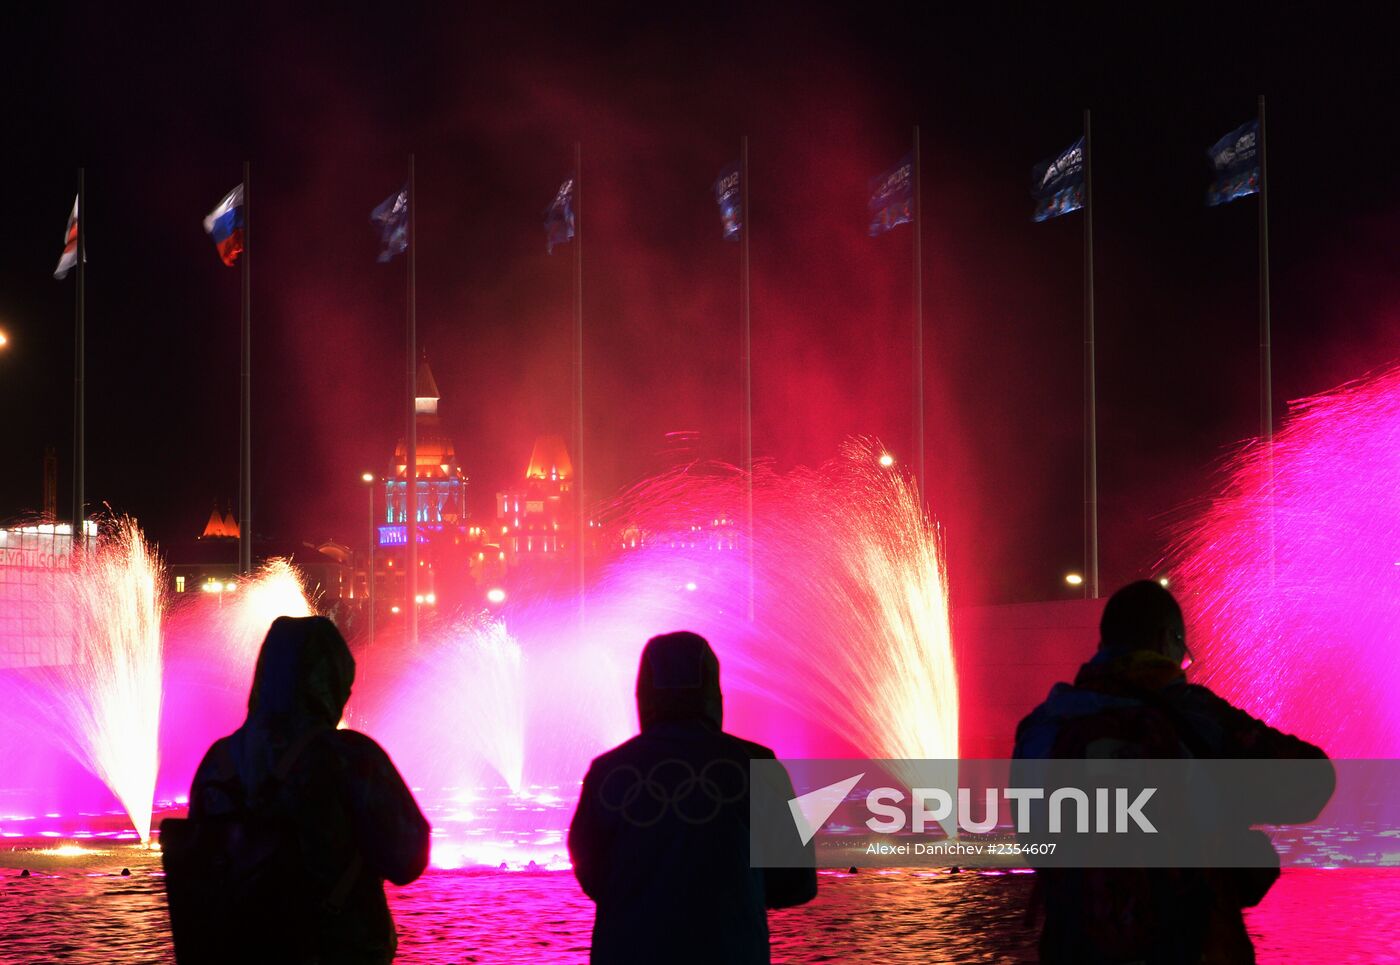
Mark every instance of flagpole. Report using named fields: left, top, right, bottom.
left=1258, top=95, right=1273, bottom=449
left=912, top=126, right=925, bottom=506
left=406, top=154, right=418, bottom=651
left=73, top=168, right=86, bottom=553
left=573, top=141, right=586, bottom=628
left=1258, top=94, right=1276, bottom=580
left=240, top=161, right=252, bottom=575
left=737, top=136, right=755, bottom=622
left=1083, top=109, right=1099, bottom=600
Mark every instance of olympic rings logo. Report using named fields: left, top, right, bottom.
left=596, top=758, right=749, bottom=827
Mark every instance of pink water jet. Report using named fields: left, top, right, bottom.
left=4, top=519, right=165, bottom=842
left=3, top=443, right=954, bottom=866
left=157, top=558, right=315, bottom=801
left=1169, top=362, right=1400, bottom=758
left=366, top=440, right=957, bottom=867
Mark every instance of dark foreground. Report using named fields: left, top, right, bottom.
left=1, top=846, right=1397, bottom=963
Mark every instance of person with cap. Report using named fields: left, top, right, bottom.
left=1013, top=581, right=1333, bottom=964
left=568, top=631, right=817, bottom=965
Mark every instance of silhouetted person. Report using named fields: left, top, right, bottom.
left=163, top=616, right=430, bottom=965
left=1014, top=581, right=1334, bottom=965
left=569, top=631, right=817, bottom=965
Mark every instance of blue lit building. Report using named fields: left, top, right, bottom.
left=372, top=358, right=475, bottom=618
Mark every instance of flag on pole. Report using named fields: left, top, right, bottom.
left=54, top=196, right=79, bottom=280
left=371, top=185, right=410, bottom=262
left=713, top=162, right=742, bottom=241
left=202, top=184, right=246, bottom=266
left=1031, top=137, right=1086, bottom=221
left=1206, top=119, right=1260, bottom=206
left=544, top=177, right=575, bottom=253
left=868, top=154, right=913, bottom=236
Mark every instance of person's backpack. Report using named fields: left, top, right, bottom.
left=1029, top=694, right=1206, bottom=964
left=161, top=729, right=359, bottom=965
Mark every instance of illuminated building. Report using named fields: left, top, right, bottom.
left=0, top=520, right=97, bottom=668
left=371, top=358, right=476, bottom=618
left=497, top=434, right=571, bottom=554
left=493, top=434, right=587, bottom=582
left=167, top=500, right=352, bottom=604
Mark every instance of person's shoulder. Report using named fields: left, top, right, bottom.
left=722, top=733, right=777, bottom=761
left=325, top=727, right=398, bottom=768
left=192, top=732, right=239, bottom=780
left=575, top=735, right=639, bottom=779
left=1162, top=680, right=1235, bottom=713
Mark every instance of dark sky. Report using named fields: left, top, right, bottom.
left=1, top=4, right=1396, bottom=604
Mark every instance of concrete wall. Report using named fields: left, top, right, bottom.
left=953, top=598, right=1102, bottom=758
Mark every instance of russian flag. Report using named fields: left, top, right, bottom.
left=202, top=184, right=245, bottom=266
left=54, top=196, right=79, bottom=280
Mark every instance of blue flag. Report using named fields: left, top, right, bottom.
left=371, top=185, right=409, bottom=262
left=1207, top=120, right=1260, bottom=206
left=544, top=177, right=575, bottom=253
left=868, top=154, right=913, bottom=236
left=713, top=162, right=742, bottom=241
left=1031, top=137, right=1085, bottom=222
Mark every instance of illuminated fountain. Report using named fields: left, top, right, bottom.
left=1169, top=362, right=1400, bottom=758
left=370, top=440, right=958, bottom=865
left=156, top=558, right=315, bottom=801
left=0, top=442, right=955, bottom=864
left=599, top=438, right=958, bottom=761
left=2, top=519, right=165, bottom=843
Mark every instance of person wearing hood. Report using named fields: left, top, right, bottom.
left=179, top=616, right=430, bottom=964
left=1013, top=581, right=1334, bottom=965
left=568, top=631, right=817, bottom=965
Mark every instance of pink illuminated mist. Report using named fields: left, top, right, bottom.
left=1169, top=362, right=1400, bottom=758
left=3, top=443, right=954, bottom=864
left=372, top=438, right=958, bottom=867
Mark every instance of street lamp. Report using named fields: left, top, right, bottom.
left=362, top=472, right=376, bottom=647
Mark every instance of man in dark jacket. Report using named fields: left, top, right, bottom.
left=568, top=631, right=817, bottom=965
left=1014, top=581, right=1333, bottom=964
left=182, top=616, right=430, bottom=964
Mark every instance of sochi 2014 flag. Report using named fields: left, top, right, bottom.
left=54, top=196, right=79, bottom=280
left=1031, top=137, right=1086, bottom=222
left=868, top=154, right=913, bottom=236
left=371, top=184, right=410, bottom=262
left=1207, top=120, right=1260, bottom=206
left=713, top=162, right=742, bottom=241
left=544, top=177, right=575, bottom=253
left=202, top=184, right=246, bottom=266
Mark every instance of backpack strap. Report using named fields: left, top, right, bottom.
left=272, top=727, right=365, bottom=915
left=273, top=726, right=328, bottom=780
left=323, top=854, right=364, bottom=912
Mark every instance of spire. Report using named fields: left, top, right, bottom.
left=415, top=355, right=440, bottom=415
left=525, top=435, right=573, bottom=482
left=201, top=501, right=230, bottom=539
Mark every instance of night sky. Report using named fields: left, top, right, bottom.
left=1, top=5, right=1396, bottom=605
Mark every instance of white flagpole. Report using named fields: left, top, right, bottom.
left=1083, top=109, right=1099, bottom=600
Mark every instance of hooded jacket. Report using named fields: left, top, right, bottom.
left=568, top=632, right=817, bottom=965
left=188, top=616, right=430, bottom=965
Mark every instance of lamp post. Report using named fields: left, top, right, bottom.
left=362, top=472, right=376, bottom=648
